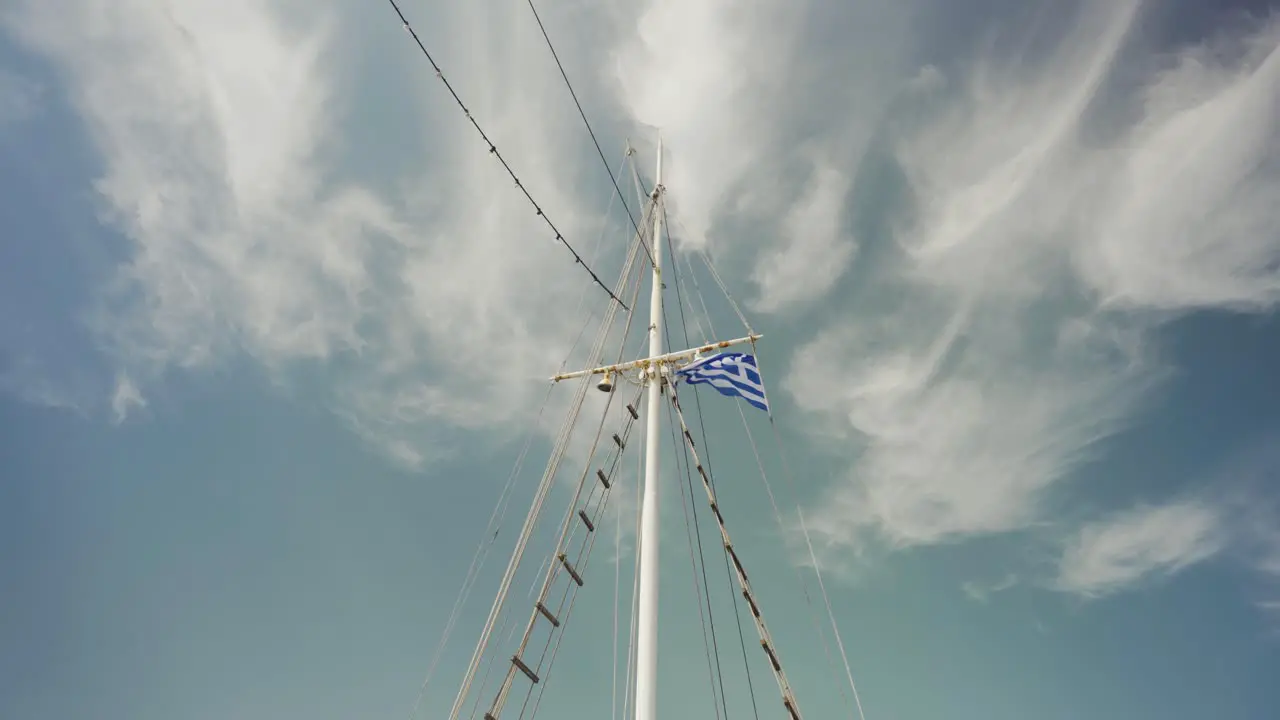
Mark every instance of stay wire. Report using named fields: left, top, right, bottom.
left=407, top=382, right=550, bottom=720
left=521, top=0, right=655, bottom=268
left=655, top=199, right=735, bottom=720
left=519, top=386, right=643, bottom=720
left=410, top=153, right=629, bottom=718
left=663, top=204, right=762, bottom=720
left=667, top=388, right=804, bottom=718
left=797, top=507, right=868, bottom=720
left=450, top=190, right=641, bottom=720
left=665, top=213, right=858, bottom=717
left=383, top=0, right=628, bottom=310
left=482, top=200, right=651, bottom=720
left=621, top=427, right=644, bottom=720
left=734, top=364, right=861, bottom=720
left=720, top=337, right=858, bottom=716
left=665, top=397, right=725, bottom=720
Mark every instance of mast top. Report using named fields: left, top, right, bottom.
left=654, top=135, right=663, bottom=194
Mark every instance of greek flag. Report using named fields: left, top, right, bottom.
left=674, top=352, right=769, bottom=413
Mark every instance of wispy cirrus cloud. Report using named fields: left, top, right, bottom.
left=962, top=573, right=1018, bottom=603
left=616, top=0, right=910, bottom=311
left=0, top=354, right=89, bottom=416
left=110, top=373, right=145, bottom=425
left=6, top=0, right=1280, bottom=616
left=1077, top=18, right=1280, bottom=312
left=1049, top=436, right=1280, bottom=602
left=3, top=0, right=913, bottom=465
left=789, top=0, right=1280, bottom=560
left=1055, top=499, right=1225, bottom=598
left=1, top=0, right=666, bottom=465
left=749, top=162, right=856, bottom=314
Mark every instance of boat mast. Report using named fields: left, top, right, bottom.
left=548, top=140, right=760, bottom=717
left=635, top=138, right=665, bottom=720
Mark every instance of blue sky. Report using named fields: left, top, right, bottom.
left=4, top=0, right=1280, bottom=718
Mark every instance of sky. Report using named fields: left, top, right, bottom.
left=3, top=0, right=1280, bottom=718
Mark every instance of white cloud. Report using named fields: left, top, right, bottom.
left=2, top=0, right=653, bottom=463
left=5, top=0, right=391, bottom=371
left=789, top=0, right=1280, bottom=558
left=1263, top=543, right=1280, bottom=579
left=5, top=0, right=1280, bottom=613
left=1078, top=20, right=1280, bottom=312
left=1238, top=494, right=1280, bottom=607
left=1176, top=436, right=1280, bottom=595
left=791, top=302, right=1155, bottom=550
left=615, top=0, right=910, bottom=259
left=906, top=64, right=944, bottom=94
left=750, top=161, right=856, bottom=313
left=614, top=0, right=798, bottom=250
left=1055, top=499, right=1225, bottom=598
left=0, top=353, right=89, bottom=415
left=962, top=573, right=1018, bottom=603
left=110, top=372, right=145, bottom=424
left=3, top=0, right=918, bottom=466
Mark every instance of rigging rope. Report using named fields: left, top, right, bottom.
left=525, top=381, right=646, bottom=720
left=408, top=381, right=552, bottom=720
left=540, top=208, right=650, bottom=583
left=382, top=0, right=628, bottom=310
left=754, top=349, right=870, bottom=720
left=463, top=192, right=654, bottom=720
left=409, top=147, right=634, bottom=720
left=663, top=207, right=769, bottom=720
left=660, top=202, right=736, bottom=720
left=666, top=395, right=727, bottom=720
left=448, top=205, right=644, bottom=720
left=435, top=141, right=868, bottom=720
left=738, top=396, right=857, bottom=719
left=670, top=213, right=866, bottom=719
left=621, top=424, right=644, bottom=720
left=611, top=463, right=623, bottom=720
left=521, top=0, right=655, bottom=268
left=487, top=378, right=643, bottom=720
left=699, top=248, right=753, bottom=335
left=798, top=509, right=869, bottom=720
left=686, top=386, right=764, bottom=720
left=668, top=387, right=804, bottom=720
left=520, top=386, right=644, bottom=720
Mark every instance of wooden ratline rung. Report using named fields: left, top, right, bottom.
left=597, top=468, right=611, bottom=489
left=511, top=654, right=540, bottom=684
left=761, top=639, right=782, bottom=672
left=578, top=509, right=595, bottom=532
left=613, top=433, right=625, bottom=449
left=536, top=601, right=560, bottom=628
left=626, top=403, right=639, bottom=419
left=668, top=392, right=805, bottom=720
left=558, top=553, right=584, bottom=586
left=726, top=544, right=749, bottom=584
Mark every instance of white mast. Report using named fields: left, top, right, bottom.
left=635, top=138, right=665, bottom=720
left=545, top=140, right=763, bottom=720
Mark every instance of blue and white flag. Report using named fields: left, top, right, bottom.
left=674, top=352, right=769, bottom=413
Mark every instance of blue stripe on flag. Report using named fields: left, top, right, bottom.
left=673, top=352, right=770, bottom=413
